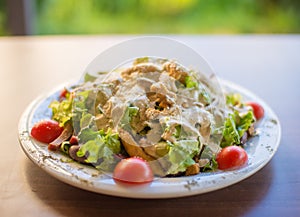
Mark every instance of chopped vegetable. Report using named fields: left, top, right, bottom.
left=113, top=157, right=153, bottom=184
left=221, top=110, right=254, bottom=147
left=76, top=128, right=121, bottom=171
left=30, top=57, right=261, bottom=180
left=185, top=75, right=198, bottom=88
left=31, top=120, right=63, bottom=143
left=226, top=93, right=242, bottom=106
left=166, top=140, right=200, bottom=174
left=216, top=146, right=248, bottom=170
left=49, top=91, right=73, bottom=127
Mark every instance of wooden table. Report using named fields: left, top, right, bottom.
left=0, top=35, right=299, bottom=217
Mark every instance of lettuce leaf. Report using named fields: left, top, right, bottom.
left=221, top=110, right=254, bottom=147
left=84, top=73, right=97, bottom=83
left=166, top=140, right=200, bottom=174
left=71, top=86, right=122, bottom=171
left=72, top=89, right=98, bottom=133
left=236, top=111, right=254, bottom=136
left=185, top=76, right=198, bottom=88
left=119, top=106, right=139, bottom=130
left=77, top=128, right=121, bottom=171
left=221, top=113, right=240, bottom=147
left=202, top=155, right=218, bottom=172
left=226, top=93, right=242, bottom=106
left=133, top=57, right=149, bottom=65
left=49, top=91, right=73, bottom=127
left=198, top=86, right=211, bottom=105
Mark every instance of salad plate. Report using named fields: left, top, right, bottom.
left=18, top=79, right=281, bottom=198
left=18, top=37, right=281, bottom=198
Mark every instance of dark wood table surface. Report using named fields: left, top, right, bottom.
left=0, top=35, right=299, bottom=217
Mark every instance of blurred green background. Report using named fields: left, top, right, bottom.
left=1, top=0, right=300, bottom=35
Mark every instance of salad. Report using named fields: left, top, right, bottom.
left=31, top=57, right=264, bottom=183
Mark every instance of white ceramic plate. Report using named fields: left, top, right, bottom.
left=18, top=79, right=281, bottom=199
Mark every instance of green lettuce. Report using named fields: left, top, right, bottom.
left=226, top=93, right=242, bottom=106
left=71, top=89, right=99, bottom=133
left=66, top=85, right=122, bottom=171
left=84, top=73, right=97, bottom=83
left=77, top=128, right=121, bottom=171
left=49, top=91, right=73, bottom=127
left=221, top=110, right=254, bottom=147
left=166, top=140, right=200, bottom=174
left=119, top=106, right=139, bottom=130
left=198, top=85, right=211, bottom=105
left=202, top=155, right=218, bottom=172
left=185, top=76, right=198, bottom=88
left=184, top=75, right=211, bottom=105
left=133, top=57, right=149, bottom=65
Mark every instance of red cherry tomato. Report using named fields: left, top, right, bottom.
left=59, top=88, right=68, bottom=100
left=31, top=120, right=64, bottom=143
left=246, top=101, right=264, bottom=120
left=69, top=135, right=78, bottom=145
left=216, top=146, right=248, bottom=170
left=113, top=157, right=154, bottom=184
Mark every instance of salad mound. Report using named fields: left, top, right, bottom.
left=33, top=57, right=257, bottom=178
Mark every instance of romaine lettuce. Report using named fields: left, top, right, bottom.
left=221, top=110, right=254, bottom=147
left=185, top=76, right=198, bottom=88
left=166, top=140, right=200, bottom=174
left=77, top=128, right=121, bottom=171
left=49, top=91, right=73, bottom=127
left=226, top=93, right=242, bottom=106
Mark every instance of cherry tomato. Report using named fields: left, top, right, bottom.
left=69, top=135, right=78, bottom=145
left=59, top=88, right=68, bottom=100
left=246, top=101, right=264, bottom=120
left=216, top=146, right=248, bottom=170
left=31, top=120, right=64, bottom=143
left=113, top=157, right=154, bottom=184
